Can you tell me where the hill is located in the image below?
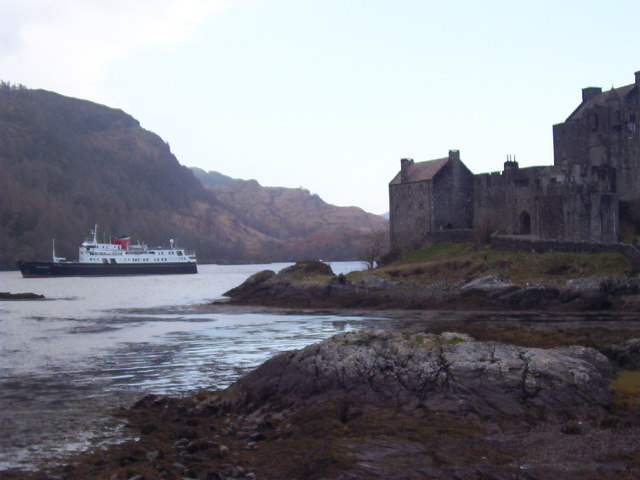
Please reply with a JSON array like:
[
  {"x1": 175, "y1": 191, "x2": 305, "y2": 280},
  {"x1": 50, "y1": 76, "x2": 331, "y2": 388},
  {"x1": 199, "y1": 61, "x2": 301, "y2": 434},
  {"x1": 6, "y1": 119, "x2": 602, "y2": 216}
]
[
  {"x1": 190, "y1": 167, "x2": 239, "y2": 187},
  {"x1": 0, "y1": 83, "x2": 387, "y2": 268},
  {"x1": 196, "y1": 176, "x2": 388, "y2": 260}
]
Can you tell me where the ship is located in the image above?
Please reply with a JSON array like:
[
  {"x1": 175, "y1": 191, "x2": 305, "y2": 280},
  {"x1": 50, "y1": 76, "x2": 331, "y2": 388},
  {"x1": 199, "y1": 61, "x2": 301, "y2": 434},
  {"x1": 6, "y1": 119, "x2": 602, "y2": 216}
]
[{"x1": 17, "y1": 225, "x2": 198, "y2": 277}]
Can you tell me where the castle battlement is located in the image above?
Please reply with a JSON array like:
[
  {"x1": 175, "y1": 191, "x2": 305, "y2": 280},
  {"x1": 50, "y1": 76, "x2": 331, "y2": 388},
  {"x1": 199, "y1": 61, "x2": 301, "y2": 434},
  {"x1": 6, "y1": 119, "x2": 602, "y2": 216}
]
[{"x1": 389, "y1": 70, "x2": 639, "y2": 253}]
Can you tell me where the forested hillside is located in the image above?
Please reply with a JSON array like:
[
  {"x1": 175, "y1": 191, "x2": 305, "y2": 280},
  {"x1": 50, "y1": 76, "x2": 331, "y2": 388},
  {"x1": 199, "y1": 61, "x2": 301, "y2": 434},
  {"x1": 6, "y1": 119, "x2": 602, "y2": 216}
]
[{"x1": 0, "y1": 83, "x2": 387, "y2": 268}]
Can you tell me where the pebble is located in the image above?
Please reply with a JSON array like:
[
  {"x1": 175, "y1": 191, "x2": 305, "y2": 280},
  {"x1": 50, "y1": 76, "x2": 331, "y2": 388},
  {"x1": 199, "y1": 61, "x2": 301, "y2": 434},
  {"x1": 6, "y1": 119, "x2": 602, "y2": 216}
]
[
  {"x1": 174, "y1": 438, "x2": 190, "y2": 448},
  {"x1": 248, "y1": 432, "x2": 266, "y2": 442},
  {"x1": 219, "y1": 444, "x2": 229, "y2": 457},
  {"x1": 146, "y1": 449, "x2": 162, "y2": 463},
  {"x1": 173, "y1": 462, "x2": 188, "y2": 472}
]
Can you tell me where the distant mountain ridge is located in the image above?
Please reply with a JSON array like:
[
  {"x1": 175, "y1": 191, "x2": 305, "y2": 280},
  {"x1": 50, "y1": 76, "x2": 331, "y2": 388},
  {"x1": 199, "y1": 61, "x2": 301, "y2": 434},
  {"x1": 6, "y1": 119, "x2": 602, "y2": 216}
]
[
  {"x1": 191, "y1": 167, "x2": 240, "y2": 187},
  {"x1": 192, "y1": 173, "x2": 388, "y2": 259},
  {"x1": 0, "y1": 83, "x2": 387, "y2": 268}
]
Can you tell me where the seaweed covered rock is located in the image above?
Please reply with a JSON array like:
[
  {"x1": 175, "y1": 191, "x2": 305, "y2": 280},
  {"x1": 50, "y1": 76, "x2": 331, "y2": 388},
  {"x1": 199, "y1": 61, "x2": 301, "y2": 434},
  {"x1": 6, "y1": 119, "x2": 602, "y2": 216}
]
[{"x1": 206, "y1": 331, "x2": 614, "y2": 420}]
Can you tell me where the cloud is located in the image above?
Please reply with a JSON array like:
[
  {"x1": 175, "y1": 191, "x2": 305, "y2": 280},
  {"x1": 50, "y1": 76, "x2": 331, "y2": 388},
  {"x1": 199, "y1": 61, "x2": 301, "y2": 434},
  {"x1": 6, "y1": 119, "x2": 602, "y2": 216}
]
[{"x1": 0, "y1": 0, "x2": 238, "y2": 98}]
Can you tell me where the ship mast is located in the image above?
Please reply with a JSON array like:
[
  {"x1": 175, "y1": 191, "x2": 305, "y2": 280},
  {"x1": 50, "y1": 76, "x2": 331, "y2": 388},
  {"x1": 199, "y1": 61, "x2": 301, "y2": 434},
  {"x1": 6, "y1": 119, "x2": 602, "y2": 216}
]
[{"x1": 52, "y1": 239, "x2": 65, "y2": 263}]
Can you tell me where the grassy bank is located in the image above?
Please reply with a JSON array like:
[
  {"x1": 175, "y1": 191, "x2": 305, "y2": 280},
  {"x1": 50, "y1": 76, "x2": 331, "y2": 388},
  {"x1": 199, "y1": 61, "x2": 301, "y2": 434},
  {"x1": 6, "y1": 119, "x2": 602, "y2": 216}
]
[{"x1": 369, "y1": 242, "x2": 632, "y2": 285}]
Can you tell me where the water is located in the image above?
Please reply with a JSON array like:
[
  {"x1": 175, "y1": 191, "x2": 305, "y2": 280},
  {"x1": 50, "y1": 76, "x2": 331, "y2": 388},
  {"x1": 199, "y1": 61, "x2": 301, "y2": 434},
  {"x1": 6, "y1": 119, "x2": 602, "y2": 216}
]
[
  {"x1": 6, "y1": 263, "x2": 638, "y2": 472},
  {"x1": 0, "y1": 261, "x2": 380, "y2": 470}
]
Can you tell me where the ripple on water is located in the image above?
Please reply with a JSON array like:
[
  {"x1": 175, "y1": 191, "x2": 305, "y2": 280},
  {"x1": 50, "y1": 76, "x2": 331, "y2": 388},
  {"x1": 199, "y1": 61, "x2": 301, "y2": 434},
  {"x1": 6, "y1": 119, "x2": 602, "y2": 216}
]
[{"x1": 0, "y1": 262, "x2": 377, "y2": 470}]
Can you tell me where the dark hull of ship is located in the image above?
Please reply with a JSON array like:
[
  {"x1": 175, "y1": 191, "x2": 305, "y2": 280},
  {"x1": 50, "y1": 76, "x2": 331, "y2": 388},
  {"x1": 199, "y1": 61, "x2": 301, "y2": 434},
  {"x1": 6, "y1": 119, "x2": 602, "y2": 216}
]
[{"x1": 17, "y1": 261, "x2": 198, "y2": 278}]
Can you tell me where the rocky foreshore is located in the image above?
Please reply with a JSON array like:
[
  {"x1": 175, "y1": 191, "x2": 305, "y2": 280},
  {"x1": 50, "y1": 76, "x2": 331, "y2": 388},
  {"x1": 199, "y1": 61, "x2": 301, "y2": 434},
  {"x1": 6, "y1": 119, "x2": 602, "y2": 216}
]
[
  {"x1": 222, "y1": 261, "x2": 640, "y2": 311},
  {"x1": 5, "y1": 262, "x2": 640, "y2": 479},
  {"x1": 5, "y1": 330, "x2": 640, "y2": 480},
  {"x1": 0, "y1": 291, "x2": 45, "y2": 300}
]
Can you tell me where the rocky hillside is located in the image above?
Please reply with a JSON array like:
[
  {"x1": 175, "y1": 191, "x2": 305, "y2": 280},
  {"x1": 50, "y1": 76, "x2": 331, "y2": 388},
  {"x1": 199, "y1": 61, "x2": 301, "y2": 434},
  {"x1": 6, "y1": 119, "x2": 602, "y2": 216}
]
[
  {"x1": 190, "y1": 167, "x2": 239, "y2": 187},
  {"x1": 199, "y1": 177, "x2": 388, "y2": 260},
  {"x1": 0, "y1": 83, "x2": 387, "y2": 268}
]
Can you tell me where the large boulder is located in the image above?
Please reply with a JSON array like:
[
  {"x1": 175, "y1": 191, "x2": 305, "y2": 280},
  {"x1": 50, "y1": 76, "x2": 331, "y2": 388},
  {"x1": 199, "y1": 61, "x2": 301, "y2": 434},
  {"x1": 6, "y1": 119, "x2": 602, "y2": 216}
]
[
  {"x1": 223, "y1": 261, "x2": 356, "y2": 306},
  {"x1": 209, "y1": 331, "x2": 614, "y2": 420},
  {"x1": 223, "y1": 269, "x2": 276, "y2": 298}
]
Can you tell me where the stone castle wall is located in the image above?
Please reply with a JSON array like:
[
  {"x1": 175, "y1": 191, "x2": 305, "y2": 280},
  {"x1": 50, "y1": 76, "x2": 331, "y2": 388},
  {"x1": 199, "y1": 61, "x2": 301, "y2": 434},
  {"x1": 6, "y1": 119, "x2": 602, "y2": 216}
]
[
  {"x1": 389, "y1": 178, "x2": 434, "y2": 254},
  {"x1": 389, "y1": 152, "x2": 474, "y2": 254},
  {"x1": 389, "y1": 71, "x2": 639, "y2": 254},
  {"x1": 553, "y1": 72, "x2": 640, "y2": 202},
  {"x1": 490, "y1": 234, "x2": 640, "y2": 266},
  {"x1": 432, "y1": 156, "x2": 474, "y2": 231},
  {"x1": 473, "y1": 164, "x2": 547, "y2": 236}
]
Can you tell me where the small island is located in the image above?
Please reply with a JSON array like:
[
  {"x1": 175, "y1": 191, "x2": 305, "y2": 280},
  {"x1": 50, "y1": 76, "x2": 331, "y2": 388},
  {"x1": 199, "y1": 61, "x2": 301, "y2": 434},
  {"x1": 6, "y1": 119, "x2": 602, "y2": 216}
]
[{"x1": 222, "y1": 244, "x2": 640, "y2": 312}]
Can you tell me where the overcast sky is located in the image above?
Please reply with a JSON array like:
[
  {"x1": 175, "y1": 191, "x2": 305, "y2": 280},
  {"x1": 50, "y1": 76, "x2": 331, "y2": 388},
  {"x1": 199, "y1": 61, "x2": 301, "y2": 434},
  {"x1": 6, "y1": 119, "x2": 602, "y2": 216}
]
[{"x1": 2, "y1": 0, "x2": 639, "y2": 214}]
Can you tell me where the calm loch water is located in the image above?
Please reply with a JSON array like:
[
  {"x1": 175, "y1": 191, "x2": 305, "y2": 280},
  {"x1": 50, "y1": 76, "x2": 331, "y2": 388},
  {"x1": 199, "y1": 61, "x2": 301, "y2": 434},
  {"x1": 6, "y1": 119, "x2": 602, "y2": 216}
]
[
  {"x1": 0, "y1": 262, "x2": 381, "y2": 470},
  {"x1": 3, "y1": 262, "x2": 640, "y2": 471}
]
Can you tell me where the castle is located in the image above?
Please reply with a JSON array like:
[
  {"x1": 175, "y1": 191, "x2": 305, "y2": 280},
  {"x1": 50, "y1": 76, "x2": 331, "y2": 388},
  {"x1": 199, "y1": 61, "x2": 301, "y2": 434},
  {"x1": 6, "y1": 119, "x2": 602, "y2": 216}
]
[{"x1": 389, "y1": 70, "x2": 640, "y2": 254}]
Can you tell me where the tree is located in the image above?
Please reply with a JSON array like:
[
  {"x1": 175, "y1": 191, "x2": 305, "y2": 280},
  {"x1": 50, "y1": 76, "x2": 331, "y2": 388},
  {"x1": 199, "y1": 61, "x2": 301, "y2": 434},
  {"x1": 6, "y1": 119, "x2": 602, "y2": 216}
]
[{"x1": 362, "y1": 230, "x2": 388, "y2": 270}]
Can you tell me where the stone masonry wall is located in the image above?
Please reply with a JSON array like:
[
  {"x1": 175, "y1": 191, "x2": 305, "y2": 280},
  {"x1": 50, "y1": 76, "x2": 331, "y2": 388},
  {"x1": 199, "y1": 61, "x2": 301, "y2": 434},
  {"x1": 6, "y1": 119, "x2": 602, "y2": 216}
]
[
  {"x1": 490, "y1": 234, "x2": 640, "y2": 266},
  {"x1": 389, "y1": 179, "x2": 433, "y2": 254},
  {"x1": 553, "y1": 73, "x2": 640, "y2": 202},
  {"x1": 433, "y1": 158, "x2": 474, "y2": 230}
]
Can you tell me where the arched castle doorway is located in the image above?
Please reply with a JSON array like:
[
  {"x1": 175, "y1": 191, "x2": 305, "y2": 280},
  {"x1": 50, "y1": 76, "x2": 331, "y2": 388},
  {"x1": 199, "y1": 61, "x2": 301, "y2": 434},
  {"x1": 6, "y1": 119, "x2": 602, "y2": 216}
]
[{"x1": 519, "y1": 211, "x2": 531, "y2": 235}]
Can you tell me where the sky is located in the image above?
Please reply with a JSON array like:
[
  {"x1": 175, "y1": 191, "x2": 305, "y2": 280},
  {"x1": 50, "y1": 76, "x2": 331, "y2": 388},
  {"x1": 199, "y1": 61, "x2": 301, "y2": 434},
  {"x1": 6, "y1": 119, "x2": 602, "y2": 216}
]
[{"x1": 1, "y1": 0, "x2": 639, "y2": 214}]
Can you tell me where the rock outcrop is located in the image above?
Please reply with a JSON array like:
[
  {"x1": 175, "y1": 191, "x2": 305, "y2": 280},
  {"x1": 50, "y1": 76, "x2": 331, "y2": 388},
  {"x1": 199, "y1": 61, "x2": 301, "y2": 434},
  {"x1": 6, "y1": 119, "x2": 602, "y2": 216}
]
[
  {"x1": 223, "y1": 262, "x2": 640, "y2": 311},
  {"x1": 223, "y1": 260, "x2": 356, "y2": 306},
  {"x1": 0, "y1": 292, "x2": 45, "y2": 300},
  {"x1": 205, "y1": 331, "x2": 614, "y2": 420}
]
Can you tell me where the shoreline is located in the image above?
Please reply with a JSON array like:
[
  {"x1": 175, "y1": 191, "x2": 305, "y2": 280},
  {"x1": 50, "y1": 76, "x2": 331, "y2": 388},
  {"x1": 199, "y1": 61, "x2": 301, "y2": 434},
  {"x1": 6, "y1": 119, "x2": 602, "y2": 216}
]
[
  {"x1": 5, "y1": 262, "x2": 640, "y2": 479},
  {"x1": 4, "y1": 307, "x2": 640, "y2": 480}
]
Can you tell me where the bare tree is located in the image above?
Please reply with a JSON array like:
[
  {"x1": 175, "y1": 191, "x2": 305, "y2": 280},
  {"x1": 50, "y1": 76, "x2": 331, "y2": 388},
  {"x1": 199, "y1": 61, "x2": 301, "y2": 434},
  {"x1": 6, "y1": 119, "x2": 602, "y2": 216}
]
[
  {"x1": 362, "y1": 230, "x2": 388, "y2": 270},
  {"x1": 474, "y1": 212, "x2": 501, "y2": 246}
]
